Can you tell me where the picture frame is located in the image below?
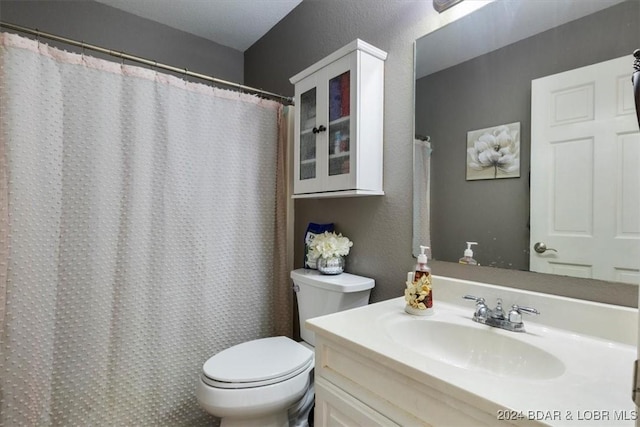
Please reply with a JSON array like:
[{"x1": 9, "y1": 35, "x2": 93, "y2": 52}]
[{"x1": 466, "y1": 122, "x2": 520, "y2": 181}]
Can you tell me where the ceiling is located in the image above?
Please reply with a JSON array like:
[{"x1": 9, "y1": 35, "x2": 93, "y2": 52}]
[{"x1": 93, "y1": 0, "x2": 303, "y2": 52}]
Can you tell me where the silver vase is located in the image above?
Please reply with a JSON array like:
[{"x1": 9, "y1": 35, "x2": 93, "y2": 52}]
[{"x1": 317, "y1": 256, "x2": 345, "y2": 275}]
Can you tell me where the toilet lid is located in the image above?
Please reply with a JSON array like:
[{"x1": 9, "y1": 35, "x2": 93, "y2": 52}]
[{"x1": 202, "y1": 336, "x2": 314, "y2": 389}]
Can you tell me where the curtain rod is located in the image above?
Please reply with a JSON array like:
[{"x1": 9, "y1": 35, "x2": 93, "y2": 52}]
[{"x1": 0, "y1": 21, "x2": 294, "y2": 106}]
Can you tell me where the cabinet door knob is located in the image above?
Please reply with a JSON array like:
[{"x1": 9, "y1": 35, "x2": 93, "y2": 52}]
[{"x1": 312, "y1": 125, "x2": 327, "y2": 134}]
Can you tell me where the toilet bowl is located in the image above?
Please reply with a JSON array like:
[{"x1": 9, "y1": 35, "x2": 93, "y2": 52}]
[
  {"x1": 196, "y1": 269, "x2": 375, "y2": 426},
  {"x1": 196, "y1": 336, "x2": 313, "y2": 427}
]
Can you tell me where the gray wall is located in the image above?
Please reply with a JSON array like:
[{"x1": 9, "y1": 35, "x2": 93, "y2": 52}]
[
  {"x1": 245, "y1": 0, "x2": 638, "y2": 307},
  {"x1": 0, "y1": 0, "x2": 243, "y2": 83},
  {"x1": 0, "y1": 0, "x2": 635, "y2": 307},
  {"x1": 416, "y1": 0, "x2": 640, "y2": 270},
  {"x1": 246, "y1": 0, "x2": 435, "y2": 304}
]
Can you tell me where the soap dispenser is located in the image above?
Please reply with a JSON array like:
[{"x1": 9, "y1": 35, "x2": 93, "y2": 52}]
[
  {"x1": 404, "y1": 245, "x2": 433, "y2": 315},
  {"x1": 459, "y1": 242, "x2": 478, "y2": 265}
]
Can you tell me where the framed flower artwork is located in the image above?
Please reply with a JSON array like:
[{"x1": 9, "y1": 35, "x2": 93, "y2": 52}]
[{"x1": 466, "y1": 122, "x2": 520, "y2": 181}]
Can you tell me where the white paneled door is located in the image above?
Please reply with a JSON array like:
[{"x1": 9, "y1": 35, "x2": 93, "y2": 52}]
[{"x1": 531, "y1": 56, "x2": 640, "y2": 283}]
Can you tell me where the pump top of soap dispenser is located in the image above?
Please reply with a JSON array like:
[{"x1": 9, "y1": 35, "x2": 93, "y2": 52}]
[
  {"x1": 464, "y1": 242, "x2": 477, "y2": 258},
  {"x1": 418, "y1": 245, "x2": 429, "y2": 264}
]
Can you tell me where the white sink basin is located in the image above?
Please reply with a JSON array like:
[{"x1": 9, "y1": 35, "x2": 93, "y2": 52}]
[
  {"x1": 384, "y1": 315, "x2": 566, "y2": 380},
  {"x1": 307, "y1": 277, "x2": 637, "y2": 426}
]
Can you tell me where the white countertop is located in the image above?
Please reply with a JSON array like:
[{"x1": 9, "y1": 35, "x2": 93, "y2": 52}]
[{"x1": 306, "y1": 275, "x2": 638, "y2": 426}]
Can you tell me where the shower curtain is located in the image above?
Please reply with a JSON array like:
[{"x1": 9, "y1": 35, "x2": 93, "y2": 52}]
[{"x1": 0, "y1": 32, "x2": 291, "y2": 426}]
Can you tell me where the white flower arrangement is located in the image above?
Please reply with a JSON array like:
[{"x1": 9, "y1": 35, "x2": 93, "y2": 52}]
[
  {"x1": 404, "y1": 274, "x2": 432, "y2": 310},
  {"x1": 309, "y1": 231, "x2": 353, "y2": 260}
]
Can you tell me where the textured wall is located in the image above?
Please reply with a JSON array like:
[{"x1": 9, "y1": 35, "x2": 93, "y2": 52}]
[
  {"x1": 246, "y1": 0, "x2": 482, "y2": 303},
  {"x1": 1, "y1": 0, "x2": 635, "y2": 306},
  {"x1": 245, "y1": 0, "x2": 638, "y2": 307},
  {"x1": 0, "y1": 0, "x2": 244, "y2": 84}
]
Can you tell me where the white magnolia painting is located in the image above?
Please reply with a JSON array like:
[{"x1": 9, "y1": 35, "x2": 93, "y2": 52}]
[{"x1": 466, "y1": 122, "x2": 520, "y2": 180}]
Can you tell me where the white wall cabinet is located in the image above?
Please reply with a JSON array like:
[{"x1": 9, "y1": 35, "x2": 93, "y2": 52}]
[{"x1": 289, "y1": 39, "x2": 387, "y2": 198}]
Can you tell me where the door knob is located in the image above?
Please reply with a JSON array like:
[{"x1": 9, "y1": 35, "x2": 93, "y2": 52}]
[{"x1": 534, "y1": 242, "x2": 558, "y2": 254}]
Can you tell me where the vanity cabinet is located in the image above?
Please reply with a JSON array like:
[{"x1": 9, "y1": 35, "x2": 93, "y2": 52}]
[
  {"x1": 308, "y1": 277, "x2": 637, "y2": 427},
  {"x1": 315, "y1": 376, "x2": 400, "y2": 426},
  {"x1": 289, "y1": 39, "x2": 387, "y2": 198},
  {"x1": 312, "y1": 335, "x2": 499, "y2": 427}
]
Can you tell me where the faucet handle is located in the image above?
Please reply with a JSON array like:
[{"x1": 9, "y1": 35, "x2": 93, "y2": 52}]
[
  {"x1": 463, "y1": 294, "x2": 485, "y2": 304},
  {"x1": 512, "y1": 305, "x2": 540, "y2": 315},
  {"x1": 508, "y1": 304, "x2": 539, "y2": 324},
  {"x1": 463, "y1": 295, "x2": 488, "y2": 319}
]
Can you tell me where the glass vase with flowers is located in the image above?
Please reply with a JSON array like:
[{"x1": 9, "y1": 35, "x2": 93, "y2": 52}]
[{"x1": 309, "y1": 231, "x2": 353, "y2": 275}]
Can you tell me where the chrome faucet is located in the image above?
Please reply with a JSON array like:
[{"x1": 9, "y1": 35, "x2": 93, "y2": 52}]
[{"x1": 463, "y1": 295, "x2": 539, "y2": 332}]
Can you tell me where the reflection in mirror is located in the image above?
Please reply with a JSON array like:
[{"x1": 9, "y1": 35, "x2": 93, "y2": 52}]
[{"x1": 414, "y1": 0, "x2": 640, "y2": 283}]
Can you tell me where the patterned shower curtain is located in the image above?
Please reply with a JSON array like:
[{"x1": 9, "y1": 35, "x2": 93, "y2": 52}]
[{"x1": 0, "y1": 32, "x2": 289, "y2": 426}]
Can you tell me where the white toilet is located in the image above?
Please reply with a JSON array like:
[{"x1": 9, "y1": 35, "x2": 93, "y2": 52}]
[{"x1": 196, "y1": 268, "x2": 375, "y2": 427}]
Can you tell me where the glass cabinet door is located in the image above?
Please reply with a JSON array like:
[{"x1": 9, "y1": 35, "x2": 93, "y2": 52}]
[
  {"x1": 327, "y1": 71, "x2": 350, "y2": 177},
  {"x1": 292, "y1": 40, "x2": 386, "y2": 197},
  {"x1": 299, "y1": 88, "x2": 317, "y2": 181}
]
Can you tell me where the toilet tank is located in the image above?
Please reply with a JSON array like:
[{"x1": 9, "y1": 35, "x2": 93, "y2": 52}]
[{"x1": 291, "y1": 269, "x2": 375, "y2": 346}]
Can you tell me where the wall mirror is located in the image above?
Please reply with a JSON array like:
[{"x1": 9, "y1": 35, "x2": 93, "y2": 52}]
[{"x1": 414, "y1": 0, "x2": 640, "y2": 284}]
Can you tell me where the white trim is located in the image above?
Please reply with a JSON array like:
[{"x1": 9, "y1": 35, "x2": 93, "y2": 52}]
[
  {"x1": 289, "y1": 39, "x2": 387, "y2": 84},
  {"x1": 292, "y1": 189, "x2": 384, "y2": 199}
]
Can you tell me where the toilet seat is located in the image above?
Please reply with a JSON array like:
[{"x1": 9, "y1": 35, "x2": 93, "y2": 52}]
[{"x1": 202, "y1": 336, "x2": 314, "y2": 389}]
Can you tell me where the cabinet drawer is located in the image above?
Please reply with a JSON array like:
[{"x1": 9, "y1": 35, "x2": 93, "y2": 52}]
[
  {"x1": 315, "y1": 337, "x2": 503, "y2": 426},
  {"x1": 315, "y1": 376, "x2": 401, "y2": 427}
]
